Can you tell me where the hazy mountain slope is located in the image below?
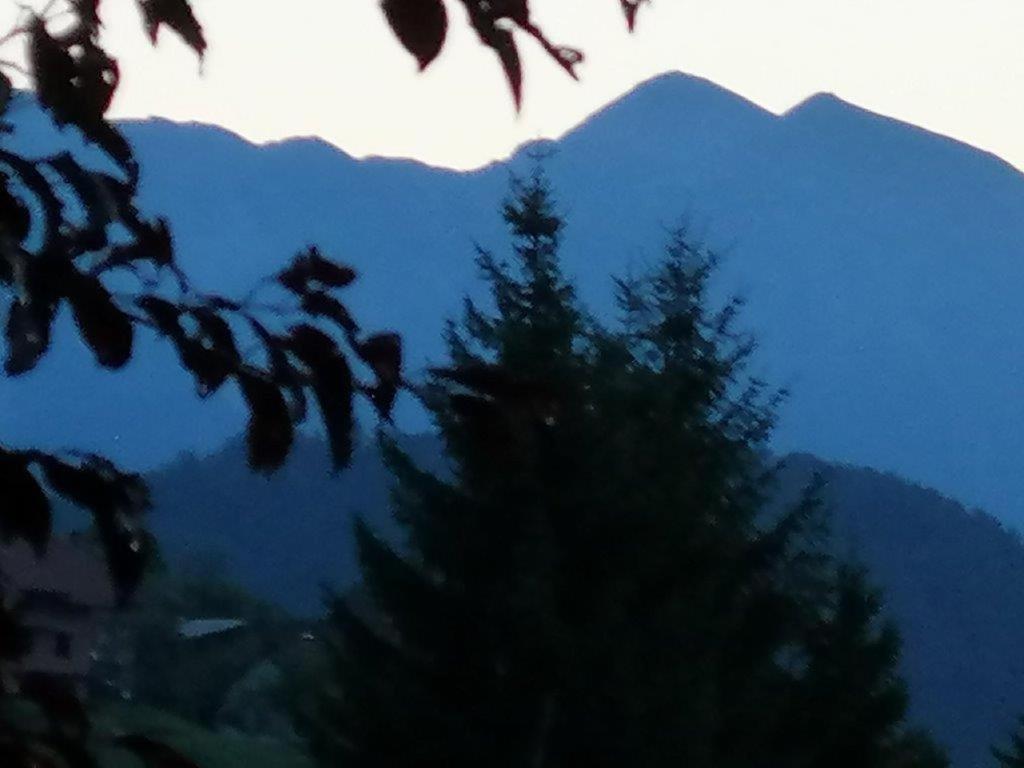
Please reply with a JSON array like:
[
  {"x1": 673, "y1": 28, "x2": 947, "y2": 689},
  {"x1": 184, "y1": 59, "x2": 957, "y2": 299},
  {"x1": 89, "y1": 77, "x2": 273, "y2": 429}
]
[
  {"x1": 144, "y1": 433, "x2": 443, "y2": 614},
  {"x1": 4, "y1": 71, "x2": 1024, "y2": 529},
  {"x1": 778, "y1": 453, "x2": 1024, "y2": 768},
  {"x1": 143, "y1": 435, "x2": 1024, "y2": 767}
]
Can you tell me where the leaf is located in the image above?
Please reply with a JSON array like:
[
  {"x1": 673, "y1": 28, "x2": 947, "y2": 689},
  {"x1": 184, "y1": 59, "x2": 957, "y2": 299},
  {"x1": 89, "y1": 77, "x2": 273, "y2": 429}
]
[
  {"x1": 279, "y1": 247, "x2": 357, "y2": 294},
  {"x1": 104, "y1": 218, "x2": 174, "y2": 270},
  {"x1": 306, "y1": 249, "x2": 357, "y2": 288},
  {"x1": 0, "y1": 149, "x2": 65, "y2": 249},
  {"x1": 66, "y1": 273, "x2": 133, "y2": 369},
  {"x1": 38, "y1": 457, "x2": 111, "y2": 511},
  {"x1": 458, "y1": 0, "x2": 588, "y2": 107},
  {"x1": 143, "y1": 302, "x2": 236, "y2": 397},
  {"x1": 237, "y1": 372, "x2": 294, "y2": 473},
  {"x1": 47, "y1": 153, "x2": 113, "y2": 252},
  {"x1": 0, "y1": 71, "x2": 11, "y2": 115},
  {"x1": 289, "y1": 324, "x2": 355, "y2": 469},
  {"x1": 278, "y1": 261, "x2": 308, "y2": 295},
  {"x1": 84, "y1": 116, "x2": 137, "y2": 177},
  {"x1": 0, "y1": 172, "x2": 31, "y2": 245},
  {"x1": 138, "y1": 0, "x2": 207, "y2": 58},
  {"x1": 382, "y1": 0, "x2": 449, "y2": 70},
  {"x1": 136, "y1": 295, "x2": 184, "y2": 340},
  {"x1": 357, "y1": 332, "x2": 401, "y2": 419},
  {"x1": 193, "y1": 307, "x2": 240, "y2": 366},
  {"x1": 620, "y1": 0, "x2": 646, "y2": 31},
  {"x1": 248, "y1": 318, "x2": 308, "y2": 422},
  {"x1": 38, "y1": 454, "x2": 151, "y2": 521},
  {"x1": 28, "y1": 19, "x2": 135, "y2": 173},
  {"x1": 491, "y1": 28, "x2": 522, "y2": 111},
  {"x1": 461, "y1": 0, "x2": 524, "y2": 109},
  {"x1": 114, "y1": 735, "x2": 199, "y2": 768},
  {"x1": 140, "y1": 218, "x2": 175, "y2": 266},
  {"x1": 358, "y1": 332, "x2": 402, "y2": 389},
  {"x1": 301, "y1": 292, "x2": 359, "y2": 334},
  {"x1": 75, "y1": 41, "x2": 120, "y2": 118},
  {"x1": 5, "y1": 297, "x2": 57, "y2": 376},
  {"x1": 177, "y1": 338, "x2": 232, "y2": 397},
  {"x1": 28, "y1": 17, "x2": 78, "y2": 130},
  {"x1": 39, "y1": 455, "x2": 152, "y2": 600},
  {"x1": 0, "y1": 451, "x2": 52, "y2": 554},
  {"x1": 91, "y1": 171, "x2": 147, "y2": 231},
  {"x1": 73, "y1": 0, "x2": 103, "y2": 33}
]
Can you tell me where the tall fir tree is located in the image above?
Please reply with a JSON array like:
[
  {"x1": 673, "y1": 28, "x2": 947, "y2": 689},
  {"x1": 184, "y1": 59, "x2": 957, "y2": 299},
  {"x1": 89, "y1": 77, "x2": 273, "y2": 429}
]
[
  {"x1": 304, "y1": 170, "x2": 589, "y2": 768},
  {"x1": 302, "y1": 172, "x2": 946, "y2": 768}
]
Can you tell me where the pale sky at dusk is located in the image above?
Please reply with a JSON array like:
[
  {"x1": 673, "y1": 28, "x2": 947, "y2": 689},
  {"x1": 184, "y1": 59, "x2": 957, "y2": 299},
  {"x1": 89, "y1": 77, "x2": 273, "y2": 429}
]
[{"x1": 3, "y1": 0, "x2": 1024, "y2": 169}]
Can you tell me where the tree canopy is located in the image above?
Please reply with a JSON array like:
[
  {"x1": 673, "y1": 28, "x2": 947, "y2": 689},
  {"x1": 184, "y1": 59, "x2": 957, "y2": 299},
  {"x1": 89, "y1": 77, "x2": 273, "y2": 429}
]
[{"x1": 301, "y1": 173, "x2": 947, "y2": 768}]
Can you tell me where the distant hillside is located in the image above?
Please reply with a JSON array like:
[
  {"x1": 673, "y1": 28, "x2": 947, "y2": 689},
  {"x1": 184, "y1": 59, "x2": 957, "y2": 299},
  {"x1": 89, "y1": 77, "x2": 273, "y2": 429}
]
[
  {"x1": 145, "y1": 433, "x2": 443, "y2": 615},
  {"x1": 777, "y1": 453, "x2": 1024, "y2": 768},
  {"x1": 145, "y1": 435, "x2": 1024, "y2": 767},
  {"x1": 5, "y1": 72, "x2": 1024, "y2": 528}
]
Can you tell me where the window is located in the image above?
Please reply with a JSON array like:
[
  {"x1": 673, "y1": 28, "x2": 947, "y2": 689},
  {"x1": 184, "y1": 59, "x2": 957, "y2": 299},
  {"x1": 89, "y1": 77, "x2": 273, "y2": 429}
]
[{"x1": 55, "y1": 632, "x2": 71, "y2": 660}]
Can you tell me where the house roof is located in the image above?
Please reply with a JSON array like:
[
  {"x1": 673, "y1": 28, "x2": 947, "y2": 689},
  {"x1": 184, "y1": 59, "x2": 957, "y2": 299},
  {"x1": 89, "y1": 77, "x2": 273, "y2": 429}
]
[
  {"x1": 0, "y1": 538, "x2": 116, "y2": 609},
  {"x1": 178, "y1": 618, "x2": 247, "y2": 639}
]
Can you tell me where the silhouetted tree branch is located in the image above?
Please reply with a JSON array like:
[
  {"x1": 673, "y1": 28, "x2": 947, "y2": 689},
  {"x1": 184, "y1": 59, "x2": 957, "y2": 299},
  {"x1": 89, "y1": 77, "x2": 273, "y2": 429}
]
[{"x1": 0, "y1": 1, "x2": 648, "y2": 763}]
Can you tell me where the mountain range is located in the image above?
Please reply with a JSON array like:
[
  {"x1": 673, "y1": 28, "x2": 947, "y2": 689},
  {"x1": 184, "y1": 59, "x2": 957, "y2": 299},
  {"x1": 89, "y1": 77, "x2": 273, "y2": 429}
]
[{"x1": 4, "y1": 71, "x2": 1024, "y2": 531}]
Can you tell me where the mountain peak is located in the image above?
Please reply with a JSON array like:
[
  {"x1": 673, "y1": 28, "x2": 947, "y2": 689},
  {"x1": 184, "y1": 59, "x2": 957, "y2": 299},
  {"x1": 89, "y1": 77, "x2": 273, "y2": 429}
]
[
  {"x1": 595, "y1": 70, "x2": 774, "y2": 121},
  {"x1": 779, "y1": 91, "x2": 906, "y2": 136},
  {"x1": 778, "y1": 90, "x2": 1020, "y2": 178},
  {"x1": 553, "y1": 70, "x2": 775, "y2": 156},
  {"x1": 781, "y1": 91, "x2": 848, "y2": 118}
]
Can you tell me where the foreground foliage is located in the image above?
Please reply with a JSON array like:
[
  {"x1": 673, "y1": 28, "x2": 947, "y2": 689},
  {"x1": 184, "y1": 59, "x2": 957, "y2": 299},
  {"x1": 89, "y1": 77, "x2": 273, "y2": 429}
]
[
  {"x1": 0, "y1": 0, "x2": 404, "y2": 764},
  {"x1": 91, "y1": 702, "x2": 311, "y2": 768}
]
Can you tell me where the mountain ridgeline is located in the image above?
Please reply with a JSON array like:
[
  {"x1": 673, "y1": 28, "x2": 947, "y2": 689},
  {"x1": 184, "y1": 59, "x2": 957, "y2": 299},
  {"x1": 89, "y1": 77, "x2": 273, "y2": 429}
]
[{"x1": 4, "y1": 72, "x2": 1024, "y2": 529}]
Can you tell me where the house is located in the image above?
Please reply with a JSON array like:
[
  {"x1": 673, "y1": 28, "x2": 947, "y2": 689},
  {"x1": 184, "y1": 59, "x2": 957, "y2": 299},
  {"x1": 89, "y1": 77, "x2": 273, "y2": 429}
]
[{"x1": 0, "y1": 537, "x2": 117, "y2": 695}]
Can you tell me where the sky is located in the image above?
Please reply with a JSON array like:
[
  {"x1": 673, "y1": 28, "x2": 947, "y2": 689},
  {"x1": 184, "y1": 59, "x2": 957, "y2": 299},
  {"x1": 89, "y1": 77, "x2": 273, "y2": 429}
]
[{"x1": 2, "y1": 0, "x2": 1024, "y2": 170}]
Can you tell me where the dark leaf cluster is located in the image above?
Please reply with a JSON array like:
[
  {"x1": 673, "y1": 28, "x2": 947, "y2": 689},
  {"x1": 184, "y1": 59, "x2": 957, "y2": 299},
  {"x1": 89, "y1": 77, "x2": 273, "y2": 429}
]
[
  {"x1": 1, "y1": 0, "x2": 402, "y2": 532},
  {"x1": 0, "y1": 2, "x2": 402, "y2": 765},
  {"x1": 381, "y1": 0, "x2": 647, "y2": 109}
]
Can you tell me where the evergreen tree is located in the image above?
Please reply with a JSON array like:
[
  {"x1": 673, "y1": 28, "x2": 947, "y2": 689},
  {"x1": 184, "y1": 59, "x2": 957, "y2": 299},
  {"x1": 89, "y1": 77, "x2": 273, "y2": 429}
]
[
  {"x1": 304, "y1": 170, "x2": 587, "y2": 768},
  {"x1": 303, "y1": 173, "x2": 945, "y2": 768},
  {"x1": 773, "y1": 567, "x2": 947, "y2": 768},
  {"x1": 993, "y1": 718, "x2": 1024, "y2": 768}
]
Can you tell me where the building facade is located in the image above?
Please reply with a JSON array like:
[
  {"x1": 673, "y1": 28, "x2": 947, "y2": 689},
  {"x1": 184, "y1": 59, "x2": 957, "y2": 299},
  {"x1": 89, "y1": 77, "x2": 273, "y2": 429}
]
[{"x1": 0, "y1": 537, "x2": 117, "y2": 695}]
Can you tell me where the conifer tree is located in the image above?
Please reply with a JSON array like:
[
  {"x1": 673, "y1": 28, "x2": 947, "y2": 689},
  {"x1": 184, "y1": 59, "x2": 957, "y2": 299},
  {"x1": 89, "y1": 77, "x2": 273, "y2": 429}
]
[
  {"x1": 304, "y1": 170, "x2": 587, "y2": 768},
  {"x1": 993, "y1": 718, "x2": 1024, "y2": 768},
  {"x1": 303, "y1": 173, "x2": 946, "y2": 768},
  {"x1": 772, "y1": 567, "x2": 948, "y2": 768}
]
